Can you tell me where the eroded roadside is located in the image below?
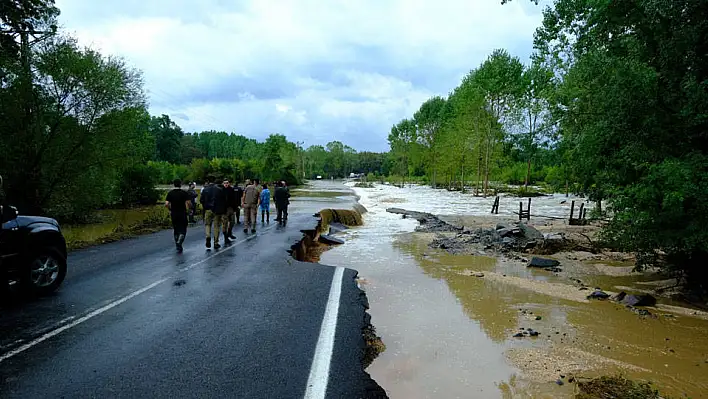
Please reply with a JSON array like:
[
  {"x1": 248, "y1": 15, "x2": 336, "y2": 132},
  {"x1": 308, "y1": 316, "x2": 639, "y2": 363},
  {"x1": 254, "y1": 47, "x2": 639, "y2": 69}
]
[{"x1": 290, "y1": 207, "x2": 388, "y2": 399}]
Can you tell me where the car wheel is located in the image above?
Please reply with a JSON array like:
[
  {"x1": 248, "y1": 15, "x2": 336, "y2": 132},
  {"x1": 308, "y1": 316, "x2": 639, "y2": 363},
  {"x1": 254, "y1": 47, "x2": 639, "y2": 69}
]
[{"x1": 22, "y1": 247, "x2": 67, "y2": 296}]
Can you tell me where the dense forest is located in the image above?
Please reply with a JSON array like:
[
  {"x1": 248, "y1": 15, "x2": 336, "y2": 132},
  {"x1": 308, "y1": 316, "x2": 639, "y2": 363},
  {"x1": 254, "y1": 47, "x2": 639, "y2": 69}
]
[{"x1": 391, "y1": 0, "x2": 708, "y2": 291}]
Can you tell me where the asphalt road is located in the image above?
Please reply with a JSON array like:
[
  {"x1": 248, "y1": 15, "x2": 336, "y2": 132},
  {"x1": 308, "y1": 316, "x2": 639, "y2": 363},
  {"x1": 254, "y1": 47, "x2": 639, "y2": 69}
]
[{"x1": 0, "y1": 214, "x2": 386, "y2": 398}]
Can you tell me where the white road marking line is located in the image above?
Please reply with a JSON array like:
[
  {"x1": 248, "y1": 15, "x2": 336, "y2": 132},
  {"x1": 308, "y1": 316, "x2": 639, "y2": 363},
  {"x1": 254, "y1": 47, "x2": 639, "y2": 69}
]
[
  {"x1": 304, "y1": 266, "x2": 345, "y2": 399},
  {"x1": 0, "y1": 225, "x2": 275, "y2": 364}
]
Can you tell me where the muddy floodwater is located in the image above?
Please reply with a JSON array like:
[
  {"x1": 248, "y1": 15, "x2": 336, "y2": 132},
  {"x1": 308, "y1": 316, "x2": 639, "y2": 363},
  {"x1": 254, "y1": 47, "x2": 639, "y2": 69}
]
[{"x1": 314, "y1": 181, "x2": 708, "y2": 399}]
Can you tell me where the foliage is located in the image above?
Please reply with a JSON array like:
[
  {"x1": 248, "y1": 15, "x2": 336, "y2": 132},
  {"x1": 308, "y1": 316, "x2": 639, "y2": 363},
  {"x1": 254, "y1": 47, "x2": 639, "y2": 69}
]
[{"x1": 533, "y1": 0, "x2": 708, "y2": 290}]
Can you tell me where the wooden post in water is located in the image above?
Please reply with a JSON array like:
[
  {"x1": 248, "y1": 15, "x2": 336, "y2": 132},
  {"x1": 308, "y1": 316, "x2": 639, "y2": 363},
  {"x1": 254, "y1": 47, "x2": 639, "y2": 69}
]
[
  {"x1": 491, "y1": 196, "x2": 500, "y2": 214},
  {"x1": 570, "y1": 200, "x2": 576, "y2": 222},
  {"x1": 519, "y1": 201, "x2": 523, "y2": 221},
  {"x1": 579, "y1": 203, "x2": 585, "y2": 223}
]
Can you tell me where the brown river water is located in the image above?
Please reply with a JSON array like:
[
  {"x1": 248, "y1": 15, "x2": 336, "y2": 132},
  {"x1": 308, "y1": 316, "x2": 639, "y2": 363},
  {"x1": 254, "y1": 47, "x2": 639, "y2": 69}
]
[{"x1": 303, "y1": 180, "x2": 708, "y2": 399}]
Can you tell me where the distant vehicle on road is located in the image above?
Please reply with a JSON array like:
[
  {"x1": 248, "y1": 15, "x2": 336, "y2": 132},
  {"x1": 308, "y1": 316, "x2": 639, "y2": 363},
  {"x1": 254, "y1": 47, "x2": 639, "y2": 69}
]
[{"x1": 0, "y1": 189, "x2": 67, "y2": 296}]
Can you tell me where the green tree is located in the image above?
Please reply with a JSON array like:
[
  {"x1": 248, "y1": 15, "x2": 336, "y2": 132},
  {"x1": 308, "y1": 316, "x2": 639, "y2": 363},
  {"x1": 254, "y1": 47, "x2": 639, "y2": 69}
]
[
  {"x1": 413, "y1": 96, "x2": 447, "y2": 188},
  {"x1": 535, "y1": 0, "x2": 708, "y2": 290},
  {"x1": 149, "y1": 114, "x2": 183, "y2": 164}
]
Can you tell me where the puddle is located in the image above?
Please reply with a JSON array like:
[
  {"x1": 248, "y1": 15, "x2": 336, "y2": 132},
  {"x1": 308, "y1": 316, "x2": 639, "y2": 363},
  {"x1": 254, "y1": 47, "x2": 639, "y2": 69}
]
[{"x1": 321, "y1": 182, "x2": 708, "y2": 399}]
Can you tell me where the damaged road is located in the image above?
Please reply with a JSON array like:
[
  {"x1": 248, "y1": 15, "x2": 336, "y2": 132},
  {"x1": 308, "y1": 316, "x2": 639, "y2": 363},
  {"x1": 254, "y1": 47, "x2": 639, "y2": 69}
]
[{"x1": 0, "y1": 213, "x2": 385, "y2": 398}]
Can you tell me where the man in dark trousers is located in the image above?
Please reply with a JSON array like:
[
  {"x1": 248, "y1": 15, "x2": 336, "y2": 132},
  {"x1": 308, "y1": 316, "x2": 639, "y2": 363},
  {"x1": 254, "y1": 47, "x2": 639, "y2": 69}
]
[
  {"x1": 222, "y1": 179, "x2": 237, "y2": 239},
  {"x1": 274, "y1": 181, "x2": 291, "y2": 224},
  {"x1": 165, "y1": 179, "x2": 191, "y2": 252},
  {"x1": 200, "y1": 176, "x2": 229, "y2": 249},
  {"x1": 187, "y1": 182, "x2": 198, "y2": 223},
  {"x1": 233, "y1": 182, "x2": 244, "y2": 225}
]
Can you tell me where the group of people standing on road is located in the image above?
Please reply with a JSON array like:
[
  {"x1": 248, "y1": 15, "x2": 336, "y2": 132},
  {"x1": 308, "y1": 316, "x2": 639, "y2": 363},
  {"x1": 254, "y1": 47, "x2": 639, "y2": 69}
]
[{"x1": 165, "y1": 177, "x2": 292, "y2": 252}]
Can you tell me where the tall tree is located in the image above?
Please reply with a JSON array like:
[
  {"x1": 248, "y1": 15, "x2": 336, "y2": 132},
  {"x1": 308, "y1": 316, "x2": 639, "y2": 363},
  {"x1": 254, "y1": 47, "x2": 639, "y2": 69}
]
[
  {"x1": 535, "y1": 0, "x2": 708, "y2": 289},
  {"x1": 473, "y1": 49, "x2": 524, "y2": 195},
  {"x1": 414, "y1": 96, "x2": 447, "y2": 188}
]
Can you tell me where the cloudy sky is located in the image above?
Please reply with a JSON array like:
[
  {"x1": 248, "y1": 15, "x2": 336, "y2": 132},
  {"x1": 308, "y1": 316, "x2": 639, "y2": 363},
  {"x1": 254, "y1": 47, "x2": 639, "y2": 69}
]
[{"x1": 54, "y1": 0, "x2": 546, "y2": 152}]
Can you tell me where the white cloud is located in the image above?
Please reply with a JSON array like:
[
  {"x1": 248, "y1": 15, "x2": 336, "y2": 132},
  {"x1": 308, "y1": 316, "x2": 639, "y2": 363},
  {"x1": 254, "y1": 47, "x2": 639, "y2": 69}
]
[{"x1": 54, "y1": 0, "x2": 546, "y2": 151}]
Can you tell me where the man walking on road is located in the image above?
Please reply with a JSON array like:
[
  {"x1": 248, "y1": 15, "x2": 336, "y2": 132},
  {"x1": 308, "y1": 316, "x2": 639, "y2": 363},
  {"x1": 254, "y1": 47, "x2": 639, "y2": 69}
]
[
  {"x1": 259, "y1": 183, "x2": 271, "y2": 224},
  {"x1": 222, "y1": 179, "x2": 237, "y2": 239},
  {"x1": 201, "y1": 176, "x2": 230, "y2": 249},
  {"x1": 187, "y1": 182, "x2": 198, "y2": 224},
  {"x1": 233, "y1": 182, "x2": 243, "y2": 226},
  {"x1": 165, "y1": 179, "x2": 191, "y2": 252},
  {"x1": 241, "y1": 179, "x2": 259, "y2": 234},
  {"x1": 274, "y1": 181, "x2": 291, "y2": 224}
]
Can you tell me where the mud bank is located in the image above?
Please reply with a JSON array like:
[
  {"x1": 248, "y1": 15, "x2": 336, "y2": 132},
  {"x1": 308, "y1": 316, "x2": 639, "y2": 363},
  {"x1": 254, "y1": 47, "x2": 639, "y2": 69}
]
[{"x1": 289, "y1": 209, "x2": 388, "y2": 399}]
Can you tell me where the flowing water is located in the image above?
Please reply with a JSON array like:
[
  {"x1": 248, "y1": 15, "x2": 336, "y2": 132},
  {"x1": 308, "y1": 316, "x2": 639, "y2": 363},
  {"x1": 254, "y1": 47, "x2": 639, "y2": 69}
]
[{"x1": 310, "y1": 181, "x2": 708, "y2": 399}]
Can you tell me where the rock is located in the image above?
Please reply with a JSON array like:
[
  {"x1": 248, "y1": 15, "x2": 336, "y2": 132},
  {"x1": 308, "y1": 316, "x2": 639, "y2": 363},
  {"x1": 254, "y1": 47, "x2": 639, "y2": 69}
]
[
  {"x1": 319, "y1": 234, "x2": 345, "y2": 245},
  {"x1": 502, "y1": 237, "x2": 515, "y2": 246},
  {"x1": 620, "y1": 294, "x2": 657, "y2": 307},
  {"x1": 528, "y1": 257, "x2": 561, "y2": 268},
  {"x1": 523, "y1": 240, "x2": 538, "y2": 250},
  {"x1": 496, "y1": 223, "x2": 508, "y2": 230},
  {"x1": 518, "y1": 222, "x2": 544, "y2": 241},
  {"x1": 513, "y1": 332, "x2": 524, "y2": 338},
  {"x1": 587, "y1": 290, "x2": 610, "y2": 300},
  {"x1": 473, "y1": 272, "x2": 485, "y2": 277},
  {"x1": 498, "y1": 227, "x2": 521, "y2": 238},
  {"x1": 328, "y1": 222, "x2": 348, "y2": 234},
  {"x1": 535, "y1": 316, "x2": 542, "y2": 320},
  {"x1": 556, "y1": 379, "x2": 564, "y2": 386}
]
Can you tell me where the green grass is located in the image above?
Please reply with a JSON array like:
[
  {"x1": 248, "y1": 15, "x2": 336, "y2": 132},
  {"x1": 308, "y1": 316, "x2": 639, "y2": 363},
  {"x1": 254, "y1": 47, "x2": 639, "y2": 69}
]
[{"x1": 62, "y1": 206, "x2": 176, "y2": 251}]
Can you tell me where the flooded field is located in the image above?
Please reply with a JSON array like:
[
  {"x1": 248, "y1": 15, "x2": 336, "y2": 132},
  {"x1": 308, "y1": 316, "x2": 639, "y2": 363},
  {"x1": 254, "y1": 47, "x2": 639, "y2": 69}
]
[{"x1": 319, "y1": 182, "x2": 708, "y2": 399}]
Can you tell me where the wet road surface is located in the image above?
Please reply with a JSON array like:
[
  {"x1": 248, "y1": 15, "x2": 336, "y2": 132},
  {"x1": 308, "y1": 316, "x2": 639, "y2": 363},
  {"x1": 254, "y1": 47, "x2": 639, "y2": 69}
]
[{"x1": 0, "y1": 213, "x2": 375, "y2": 398}]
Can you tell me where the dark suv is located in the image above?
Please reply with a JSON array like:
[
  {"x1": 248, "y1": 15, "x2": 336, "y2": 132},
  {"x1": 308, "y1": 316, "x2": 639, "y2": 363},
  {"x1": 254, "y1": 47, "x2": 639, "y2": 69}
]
[{"x1": 1, "y1": 204, "x2": 68, "y2": 296}]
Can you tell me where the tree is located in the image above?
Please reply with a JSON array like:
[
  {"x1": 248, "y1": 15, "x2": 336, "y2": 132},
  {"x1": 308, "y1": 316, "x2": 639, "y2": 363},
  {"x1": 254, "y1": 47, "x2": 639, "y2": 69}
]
[
  {"x1": 473, "y1": 49, "x2": 524, "y2": 195},
  {"x1": 535, "y1": 0, "x2": 708, "y2": 290},
  {"x1": 0, "y1": 35, "x2": 147, "y2": 218},
  {"x1": 517, "y1": 61, "x2": 554, "y2": 188},
  {"x1": 149, "y1": 114, "x2": 183, "y2": 164},
  {"x1": 414, "y1": 96, "x2": 447, "y2": 188}
]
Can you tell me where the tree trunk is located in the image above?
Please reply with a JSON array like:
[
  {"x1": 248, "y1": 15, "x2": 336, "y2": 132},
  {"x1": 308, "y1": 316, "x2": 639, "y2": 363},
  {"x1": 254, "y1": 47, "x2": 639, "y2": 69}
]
[
  {"x1": 484, "y1": 134, "x2": 491, "y2": 198},
  {"x1": 525, "y1": 158, "x2": 532, "y2": 188},
  {"x1": 461, "y1": 163, "x2": 465, "y2": 193}
]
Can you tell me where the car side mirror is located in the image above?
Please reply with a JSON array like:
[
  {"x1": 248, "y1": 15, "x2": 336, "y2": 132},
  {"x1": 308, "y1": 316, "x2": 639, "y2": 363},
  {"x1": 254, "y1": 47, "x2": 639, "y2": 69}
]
[{"x1": 1, "y1": 205, "x2": 18, "y2": 223}]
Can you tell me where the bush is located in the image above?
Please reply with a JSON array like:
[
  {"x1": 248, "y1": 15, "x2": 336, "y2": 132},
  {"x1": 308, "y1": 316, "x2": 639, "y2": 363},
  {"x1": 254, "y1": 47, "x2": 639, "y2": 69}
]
[{"x1": 118, "y1": 164, "x2": 160, "y2": 206}]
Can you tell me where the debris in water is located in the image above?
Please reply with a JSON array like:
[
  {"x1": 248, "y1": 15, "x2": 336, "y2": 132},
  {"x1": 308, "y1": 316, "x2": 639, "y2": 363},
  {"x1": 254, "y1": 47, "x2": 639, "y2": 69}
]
[
  {"x1": 528, "y1": 257, "x2": 561, "y2": 268},
  {"x1": 556, "y1": 379, "x2": 564, "y2": 386},
  {"x1": 319, "y1": 234, "x2": 345, "y2": 245},
  {"x1": 587, "y1": 289, "x2": 610, "y2": 300},
  {"x1": 535, "y1": 316, "x2": 542, "y2": 320},
  {"x1": 173, "y1": 279, "x2": 186, "y2": 286}
]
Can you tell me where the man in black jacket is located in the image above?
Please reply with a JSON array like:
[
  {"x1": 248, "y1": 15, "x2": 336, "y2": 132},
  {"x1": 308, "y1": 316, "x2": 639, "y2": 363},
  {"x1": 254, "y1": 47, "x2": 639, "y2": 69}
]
[
  {"x1": 222, "y1": 179, "x2": 237, "y2": 239},
  {"x1": 200, "y1": 176, "x2": 230, "y2": 249},
  {"x1": 274, "y1": 181, "x2": 291, "y2": 224}
]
